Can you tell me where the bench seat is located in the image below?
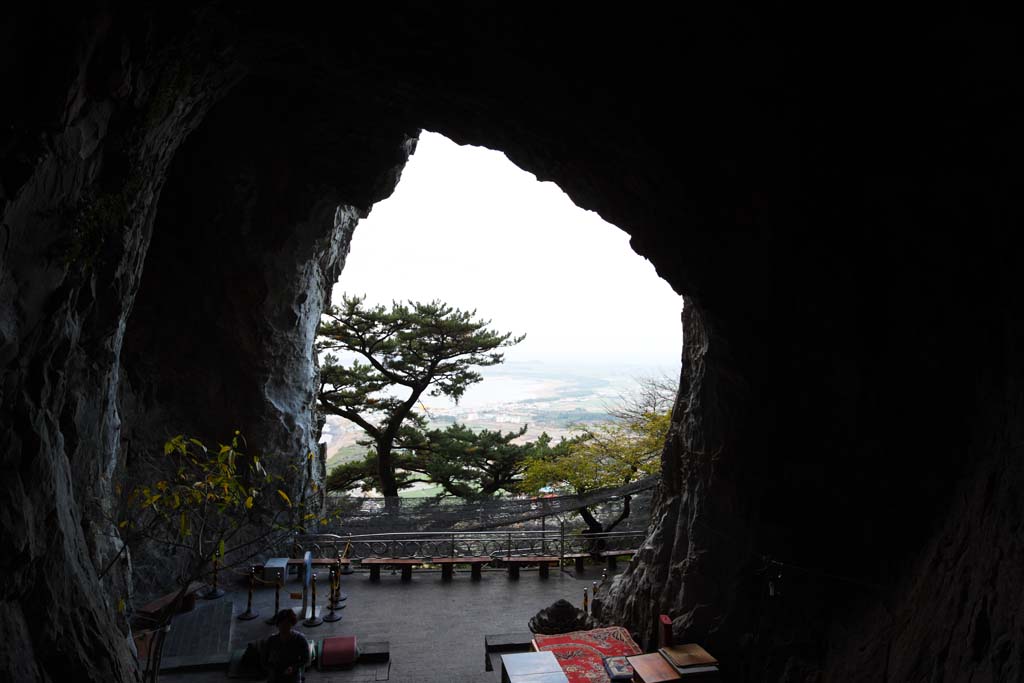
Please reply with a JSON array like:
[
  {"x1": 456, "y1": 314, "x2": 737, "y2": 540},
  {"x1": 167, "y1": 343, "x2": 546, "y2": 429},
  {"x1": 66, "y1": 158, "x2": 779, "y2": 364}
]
[
  {"x1": 597, "y1": 549, "x2": 637, "y2": 571},
  {"x1": 431, "y1": 556, "x2": 492, "y2": 580},
  {"x1": 497, "y1": 556, "x2": 559, "y2": 579},
  {"x1": 359, "y1": 557, "x2": 422, "y2": 582}
]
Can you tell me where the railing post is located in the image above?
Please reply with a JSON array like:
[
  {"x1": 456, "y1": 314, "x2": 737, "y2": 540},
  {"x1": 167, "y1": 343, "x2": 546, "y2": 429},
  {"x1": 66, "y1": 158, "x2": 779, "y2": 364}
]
[
  {"x1": 507, "y1": 532, "x2": 512, "y2": 559},
  {"x1": 560, "y1": 521, "x2": 565, "y2": 568},
  {"x1": 451, "y1": 532, "x2": 456, "y2": 558}
]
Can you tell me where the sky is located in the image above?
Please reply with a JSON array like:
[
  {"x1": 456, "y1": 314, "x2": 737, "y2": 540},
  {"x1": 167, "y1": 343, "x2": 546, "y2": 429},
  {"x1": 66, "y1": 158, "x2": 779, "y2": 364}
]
[{"x1": 331, "y1": 132, "x2": 682, "y2": 370}]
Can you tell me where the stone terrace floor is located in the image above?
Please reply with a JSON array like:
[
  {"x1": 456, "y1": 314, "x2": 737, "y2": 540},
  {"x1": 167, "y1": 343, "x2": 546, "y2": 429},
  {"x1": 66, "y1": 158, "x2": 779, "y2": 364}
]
[{"x1": 159, "y1": 563, "x2": 622, "y2": 683}]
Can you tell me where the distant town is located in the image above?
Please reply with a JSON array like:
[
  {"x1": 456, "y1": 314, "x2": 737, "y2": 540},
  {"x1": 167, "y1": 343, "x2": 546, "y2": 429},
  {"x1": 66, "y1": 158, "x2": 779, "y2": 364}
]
[{"x1": 321, "y1": 358, "x2": 679, "y2": 472}]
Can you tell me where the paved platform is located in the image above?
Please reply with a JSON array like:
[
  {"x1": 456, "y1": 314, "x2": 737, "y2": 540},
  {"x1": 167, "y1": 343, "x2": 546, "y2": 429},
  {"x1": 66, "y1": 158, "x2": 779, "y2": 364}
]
[
  {"x1": 158, "y1": 565, "x2": 619, "y2": 682},
  {"x1": 161, "y1": 599, "x2": 234, "y2": 669}
]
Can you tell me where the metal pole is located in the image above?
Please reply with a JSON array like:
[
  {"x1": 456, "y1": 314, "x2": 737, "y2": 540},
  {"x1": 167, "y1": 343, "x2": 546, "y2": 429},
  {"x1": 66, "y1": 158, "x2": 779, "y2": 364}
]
[
  {"x1": 324, "y1": 567, "x2": 342, "y2": 622},
  {"x1": 265, "y1": 571, "x2": 282, "y2": 624},
  {"x1": 204, "y1": 556, "x2": 225, "y2": 599},
  {"x1": 238, "y1": 567, "x2": 259, "y2": 620},
  {"x1": 559, "y1": 521, "x2": 565, "y2": 568},
  {"x1": 507, "y1": 532, "x2": 512, "y2": 560},
  {"x1": 304, "y1": 573, "x2": 323, "y2": 626}
]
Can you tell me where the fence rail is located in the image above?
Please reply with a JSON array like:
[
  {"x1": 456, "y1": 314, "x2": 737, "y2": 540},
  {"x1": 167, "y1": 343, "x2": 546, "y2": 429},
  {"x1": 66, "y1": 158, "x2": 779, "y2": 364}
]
[
  {"x1": 322, "y1": 482, "x2": 656, "y2": 535},
  {"x1": 292, "y1": 528, "x2": 646, "y2": 563}
]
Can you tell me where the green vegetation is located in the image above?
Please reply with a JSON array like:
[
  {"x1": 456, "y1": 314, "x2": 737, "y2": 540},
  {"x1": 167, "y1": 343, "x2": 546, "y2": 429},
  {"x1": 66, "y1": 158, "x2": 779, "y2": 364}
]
[
  {"x1": 112, "y1": 432, "x2": 328, "y2": 602},
  {"x1": 317, "y1": 295, "x2": 523, "y2": 498},
  {"x1": 326, "y1": 423, "x2": 562, "y2": 499},
  {"x1": 520, "y1": 376, "x2": 676, "y2": 532}
]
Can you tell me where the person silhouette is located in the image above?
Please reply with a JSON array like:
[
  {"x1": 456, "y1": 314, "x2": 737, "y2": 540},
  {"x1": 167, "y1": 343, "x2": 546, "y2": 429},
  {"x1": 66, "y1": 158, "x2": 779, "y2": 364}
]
[{"x1": 262, "y1": 609, "x2": 308, "y2": 682}]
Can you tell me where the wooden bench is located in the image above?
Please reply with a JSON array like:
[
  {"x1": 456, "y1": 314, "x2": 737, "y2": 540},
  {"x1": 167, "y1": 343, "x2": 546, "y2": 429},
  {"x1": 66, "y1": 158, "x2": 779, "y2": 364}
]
[
  {"x1": 497, "y1": 556, "x2": 559, "y2": 579},
  {"x1": 562, "y1": 552, "x2": 595, "y2": 573},
  {"x1": 359, "y1": 557, "x2": 421, "y2": 582},
  {"x1": 599, "y1": 549, "x2": 637, "y2": 571},
  {"x1": 431, "y1": 556, "x2": 492, "y2": 581}
]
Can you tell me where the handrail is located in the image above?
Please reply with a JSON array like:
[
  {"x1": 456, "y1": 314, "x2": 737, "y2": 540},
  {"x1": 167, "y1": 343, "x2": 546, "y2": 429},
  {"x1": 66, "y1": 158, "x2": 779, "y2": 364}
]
[
  {"x1": 299, "y1": 530, "x2": 644, "y2": 540},
  {"x1": 291, "y1": 528, "x2": 645, "y2": 561}
]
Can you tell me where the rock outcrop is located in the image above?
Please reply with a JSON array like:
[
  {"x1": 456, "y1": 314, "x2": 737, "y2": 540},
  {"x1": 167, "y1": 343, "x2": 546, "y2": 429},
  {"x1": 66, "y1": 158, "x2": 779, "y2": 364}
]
[{"x1": 2, "y1": 5, "x2": 1023, "y2": 682}]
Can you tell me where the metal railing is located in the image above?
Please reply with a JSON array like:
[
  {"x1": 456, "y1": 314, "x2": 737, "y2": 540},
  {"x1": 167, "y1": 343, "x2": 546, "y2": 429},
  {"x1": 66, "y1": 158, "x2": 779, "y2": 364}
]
[{"x1": 291, "y1": 527, "x2": 645, "y2": 565}]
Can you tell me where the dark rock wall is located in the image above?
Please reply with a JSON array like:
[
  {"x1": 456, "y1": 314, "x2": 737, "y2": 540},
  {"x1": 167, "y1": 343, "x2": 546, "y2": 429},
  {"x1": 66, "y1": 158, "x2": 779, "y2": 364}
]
[
  {"x1": 118, "y1": 75, "x2": 416, "y2": 595},
  {"x1": 2, "y1": 5, "x2": 1023, "y2": 682}
]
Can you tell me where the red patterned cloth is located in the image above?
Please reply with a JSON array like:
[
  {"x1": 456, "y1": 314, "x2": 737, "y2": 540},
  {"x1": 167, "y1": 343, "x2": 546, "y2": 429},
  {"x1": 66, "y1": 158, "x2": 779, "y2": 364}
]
[{"x1": 533, "y1": 627, "x2": 642, "y2": 683}]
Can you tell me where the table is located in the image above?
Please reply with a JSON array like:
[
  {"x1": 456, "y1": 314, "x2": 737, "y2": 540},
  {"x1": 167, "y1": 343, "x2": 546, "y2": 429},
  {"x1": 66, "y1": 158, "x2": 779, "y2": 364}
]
[{"x1": 500, "y1": 651, "x2": 569, "y2": 683}]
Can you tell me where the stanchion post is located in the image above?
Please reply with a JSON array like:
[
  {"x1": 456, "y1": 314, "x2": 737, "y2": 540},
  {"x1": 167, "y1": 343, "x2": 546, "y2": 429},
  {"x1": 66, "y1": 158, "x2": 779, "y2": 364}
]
[
  {"x1": 583, "y1": 588, "x2": 589, "y2": 614},
  {"x1": 333, "y1": 557, "x2": 347, "y2": 603},
  {"x1": 238, "y1": 567, "x2": 259, "y2": 620},
  {"x1": 324, "y1": 567, "x2": 342, "y2": 622},
  {"x1": 559, "y1": 522, "x2": 566, "y2": 569},
  {"x1": 265, "y1": 570, "x2": 282, "y2": 624},
  {"x1": 304, "y1": 573, "x2": 323, "y2": 627},
  {"x1": 203, "y1": 556, "x2": 225, "y2": 599},
  {"x1": 340, "y1": 537, "x2": 353, "y2": 575}
]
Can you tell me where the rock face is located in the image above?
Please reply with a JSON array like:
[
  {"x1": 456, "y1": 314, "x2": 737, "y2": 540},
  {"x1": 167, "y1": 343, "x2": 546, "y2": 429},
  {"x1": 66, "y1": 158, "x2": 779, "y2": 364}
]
[{"x1": 2, "y1": 5, "x2": 1023, "y2": 682}]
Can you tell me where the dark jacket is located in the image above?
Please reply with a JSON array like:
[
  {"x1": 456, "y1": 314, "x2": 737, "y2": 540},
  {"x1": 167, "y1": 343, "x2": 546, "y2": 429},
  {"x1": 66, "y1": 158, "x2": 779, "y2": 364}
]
[{"x1": 262, "y1": 630, "x2": 308, "y2": 683}]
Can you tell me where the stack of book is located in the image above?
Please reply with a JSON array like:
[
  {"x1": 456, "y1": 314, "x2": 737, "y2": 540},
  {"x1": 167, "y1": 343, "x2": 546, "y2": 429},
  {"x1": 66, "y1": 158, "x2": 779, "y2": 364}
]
[{"x1": 657, "y1": 643, "x2": 720, "y2": 680}]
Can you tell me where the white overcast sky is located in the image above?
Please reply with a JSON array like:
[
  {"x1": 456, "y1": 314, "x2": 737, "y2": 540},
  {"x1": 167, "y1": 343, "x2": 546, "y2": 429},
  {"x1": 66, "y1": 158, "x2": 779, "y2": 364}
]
[{"x1": 332, "y1": 132, "x2": 682, "y2": 368}]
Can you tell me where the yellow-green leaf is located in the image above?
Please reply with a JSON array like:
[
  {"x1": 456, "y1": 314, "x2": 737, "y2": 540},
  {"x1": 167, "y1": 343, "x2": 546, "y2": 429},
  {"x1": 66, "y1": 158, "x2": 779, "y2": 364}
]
[
  {"x1": 245, "y1": 496, "x2": 254, "y2": 509},
  {"x1": 277, "y1": 490, "x2": 292, "y2": 507},
  {"x1": 118, "y1": 520, "x2": 128, "y2": 529}
]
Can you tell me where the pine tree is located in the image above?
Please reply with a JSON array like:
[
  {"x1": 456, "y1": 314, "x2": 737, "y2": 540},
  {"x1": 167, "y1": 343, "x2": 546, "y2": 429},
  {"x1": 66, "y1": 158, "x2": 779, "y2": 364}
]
[{"x1": 317, "y1": 295, "x2": 524, "y2": 498}]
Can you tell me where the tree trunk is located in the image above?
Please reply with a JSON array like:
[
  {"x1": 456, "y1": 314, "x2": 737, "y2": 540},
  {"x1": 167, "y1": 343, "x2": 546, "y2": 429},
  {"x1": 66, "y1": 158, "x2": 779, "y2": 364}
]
[
  {"x1": 578, "y1": 506, "x2": 607, "y2": 553},
  {"x1": 376, "y1": 441, "x2": 400, "y2": 499},
  {"x1": 604, "y1": 495, "x2": 632, "y2": 533}
]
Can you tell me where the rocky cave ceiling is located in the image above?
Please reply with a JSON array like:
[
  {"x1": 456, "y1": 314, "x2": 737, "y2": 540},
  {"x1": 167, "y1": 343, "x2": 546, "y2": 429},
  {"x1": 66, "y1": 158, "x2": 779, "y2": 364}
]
[{"x1": 1, "y1": 5, "x2": 1022, "y2": 682}]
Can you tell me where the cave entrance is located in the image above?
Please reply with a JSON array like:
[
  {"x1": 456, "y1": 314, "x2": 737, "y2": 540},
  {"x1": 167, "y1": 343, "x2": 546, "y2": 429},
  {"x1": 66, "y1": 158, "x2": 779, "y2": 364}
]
[{"x1": 317, "y1": 131, "x2": 682, "y2": 532}]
